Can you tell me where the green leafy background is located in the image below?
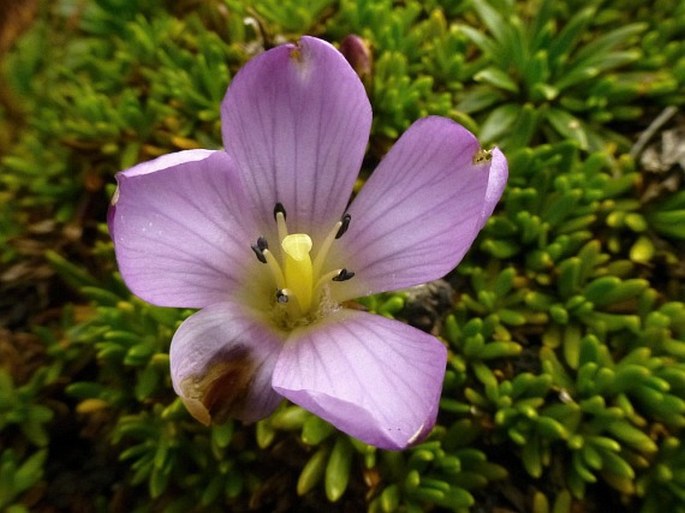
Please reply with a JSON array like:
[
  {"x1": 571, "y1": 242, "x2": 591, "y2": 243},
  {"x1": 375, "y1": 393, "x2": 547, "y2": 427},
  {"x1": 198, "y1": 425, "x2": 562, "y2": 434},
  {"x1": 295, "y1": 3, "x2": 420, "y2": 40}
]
[{"x1": 1, "y1": 0, "x2": 684, "y2": 511}]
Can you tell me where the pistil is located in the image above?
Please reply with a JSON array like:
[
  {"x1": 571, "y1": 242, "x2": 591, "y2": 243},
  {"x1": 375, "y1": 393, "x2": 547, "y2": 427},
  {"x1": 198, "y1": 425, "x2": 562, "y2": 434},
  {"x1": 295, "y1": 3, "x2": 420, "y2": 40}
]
[{"x1": 281, "y1": 234, "x2": 314, "y2": 312}]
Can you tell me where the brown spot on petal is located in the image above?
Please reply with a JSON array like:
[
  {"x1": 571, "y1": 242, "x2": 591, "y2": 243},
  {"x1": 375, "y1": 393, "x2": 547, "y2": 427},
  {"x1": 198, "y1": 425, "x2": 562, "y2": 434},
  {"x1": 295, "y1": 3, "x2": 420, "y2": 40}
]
[
  {"x1": 290, "y1": 47, "x2": 302, "y2": 62},
  {"x1": 473, "y1": 148, "x2": 493, "y2": 165},
  {"x1": 289, "y1": 39, "x2": 314, "y2": 82},
  {"x1": 179, "y1": 345, "x2": 257, "y2": 425}
]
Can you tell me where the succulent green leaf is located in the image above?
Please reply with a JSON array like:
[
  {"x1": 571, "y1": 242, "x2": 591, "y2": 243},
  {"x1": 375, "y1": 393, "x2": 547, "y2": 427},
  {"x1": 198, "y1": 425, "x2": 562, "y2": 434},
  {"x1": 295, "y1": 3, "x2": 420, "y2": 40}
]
[
  {"x1": 297, "y1": 446, "x2": 330, "y2": 496},
  {"x1": 325, "y1": 437, "x2": 353, "y2": 502}
]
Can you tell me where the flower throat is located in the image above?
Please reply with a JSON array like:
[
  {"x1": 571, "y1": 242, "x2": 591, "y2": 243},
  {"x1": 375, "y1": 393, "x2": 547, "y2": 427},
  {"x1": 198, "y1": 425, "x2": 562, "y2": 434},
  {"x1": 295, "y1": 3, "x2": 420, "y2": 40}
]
[{"x1": 251, "y1": 203, "x2": 354, "y2": 321}]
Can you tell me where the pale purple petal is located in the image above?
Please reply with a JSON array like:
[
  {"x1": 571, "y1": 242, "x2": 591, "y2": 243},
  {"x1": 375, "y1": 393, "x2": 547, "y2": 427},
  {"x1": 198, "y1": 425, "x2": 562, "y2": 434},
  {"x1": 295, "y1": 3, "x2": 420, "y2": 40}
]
[
  {"x1": 109, "y1": 150, "x2": 255, "y2": 308},
  {"x1": 170, "y1": 302, "x2": 285, "y2": 424},
  {"x1": 118, "y1": 149, "x2": 216, "y2": 178},
  {"x1": 479, "y1": 148, "x2": 508, "y2": 228},
  {"x1": 221, "y1": 36, "x2": 372, "y2": 237},
  {"x1": 272, "y1": 309, "x2": 446, "y2": 450},
  {"x1": 330, "y1": 117, "x2": 507, "y2": 302}
]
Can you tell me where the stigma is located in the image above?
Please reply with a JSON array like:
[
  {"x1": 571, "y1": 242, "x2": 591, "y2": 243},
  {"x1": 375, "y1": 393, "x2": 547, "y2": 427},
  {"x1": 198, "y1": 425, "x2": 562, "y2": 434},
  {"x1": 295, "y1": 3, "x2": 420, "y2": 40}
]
[{"x1": 251, "y1": 204, "x2": 355, "y2": 320}]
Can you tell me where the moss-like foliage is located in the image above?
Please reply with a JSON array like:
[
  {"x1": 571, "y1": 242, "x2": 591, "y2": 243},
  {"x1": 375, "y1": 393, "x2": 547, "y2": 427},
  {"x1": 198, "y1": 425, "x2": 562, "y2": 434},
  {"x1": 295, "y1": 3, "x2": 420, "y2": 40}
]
[{"x1": 1, "y1": 0, "x2": 684, "y2": 512}]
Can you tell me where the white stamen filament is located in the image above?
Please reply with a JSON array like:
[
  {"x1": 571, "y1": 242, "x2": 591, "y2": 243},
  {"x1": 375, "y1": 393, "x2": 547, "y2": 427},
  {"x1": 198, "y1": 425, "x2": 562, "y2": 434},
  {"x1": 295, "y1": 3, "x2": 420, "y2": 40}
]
[
  {"x1": 262, "y1": 249, "x2": 286, "y2": 290},
  {"x1": 278, "y1": 288, "x2": 303, "y2": 318},
  {"x1": 276, "y1": 211, "x2": 288, "y2": 243},
  {"x1": 313, "y1": 220, "x2": 343, "y2": 278},
  {"x1": 314, "y1": 268, "x2": 344, "y2": 291}
]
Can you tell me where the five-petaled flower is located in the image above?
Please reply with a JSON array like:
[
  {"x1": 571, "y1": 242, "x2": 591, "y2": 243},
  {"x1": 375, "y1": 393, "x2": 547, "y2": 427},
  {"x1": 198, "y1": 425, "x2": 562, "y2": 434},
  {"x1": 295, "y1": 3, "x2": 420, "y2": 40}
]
[{"x1": 108, "y1": 36, "x2": 507, "y2": 450}]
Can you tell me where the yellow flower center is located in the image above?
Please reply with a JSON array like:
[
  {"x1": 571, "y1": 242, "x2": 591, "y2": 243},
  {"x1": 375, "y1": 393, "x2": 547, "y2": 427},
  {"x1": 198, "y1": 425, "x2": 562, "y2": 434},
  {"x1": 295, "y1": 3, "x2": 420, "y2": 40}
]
[{"x1": 251, "y1": 203, "x2": 354, "y2": 323}]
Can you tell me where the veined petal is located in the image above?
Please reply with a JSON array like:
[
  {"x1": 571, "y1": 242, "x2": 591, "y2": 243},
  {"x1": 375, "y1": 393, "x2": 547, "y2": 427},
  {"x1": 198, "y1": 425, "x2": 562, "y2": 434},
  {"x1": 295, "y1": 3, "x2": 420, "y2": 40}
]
[
  {"x1": 170, "y1": 302, "x2": 285, "y2": 424},
  {"x1": 109, "y1": 150, "x2": 254, "y2": 308},
  {"x1": 332, "y1": 117, "x2": 507, "y2": 301},
  {"x1": 221, "y1": 36, "x2": 372, "y2": 238},
  {"x1": 272, "y1": 309, "x2": 446, "y2": 450}
]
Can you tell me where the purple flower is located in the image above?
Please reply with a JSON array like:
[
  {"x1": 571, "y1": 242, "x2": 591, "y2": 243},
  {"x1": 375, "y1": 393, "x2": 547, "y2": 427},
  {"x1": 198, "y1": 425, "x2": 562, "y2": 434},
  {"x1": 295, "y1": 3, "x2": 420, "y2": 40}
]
[{"x1": 108, "y1": 36, "x2": 507, "y2": 450}]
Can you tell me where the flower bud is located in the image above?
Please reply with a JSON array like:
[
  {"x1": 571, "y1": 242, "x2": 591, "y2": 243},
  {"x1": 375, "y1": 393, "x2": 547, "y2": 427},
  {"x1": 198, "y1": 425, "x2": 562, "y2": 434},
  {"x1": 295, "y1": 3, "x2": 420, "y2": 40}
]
[{"x1": 340, "y1": 35, "x2": 372, "y2": 81}]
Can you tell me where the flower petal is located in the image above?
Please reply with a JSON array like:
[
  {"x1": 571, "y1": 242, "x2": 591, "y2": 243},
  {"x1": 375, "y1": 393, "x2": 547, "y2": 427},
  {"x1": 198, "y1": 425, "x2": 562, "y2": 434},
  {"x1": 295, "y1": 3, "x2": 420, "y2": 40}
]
[
  {"x1": 479, "y1": 148, "x2": 508, "y2": 229},
  {"x1": 109, "y1": 150, "x2": 254, "y2": 308},
  {"x1": 170, "y1": 302, "x2": 285, "y2": 424},
  {"x1": 331, "y1": 117, "x2": 507, "y2": 301},
  {"x1": 221, "y1": 36, "x2": 372, "y2": 237},
  {"x1": 117, "y1": 149, "x2": 216, "y2": 178},
  {"x1": 272, "y1": 309, "x2": 446, "y2": 450}
]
